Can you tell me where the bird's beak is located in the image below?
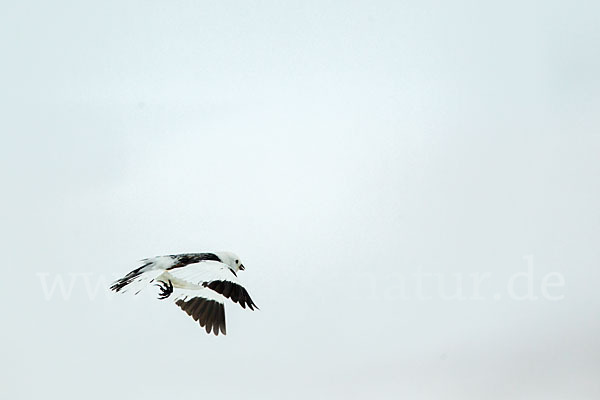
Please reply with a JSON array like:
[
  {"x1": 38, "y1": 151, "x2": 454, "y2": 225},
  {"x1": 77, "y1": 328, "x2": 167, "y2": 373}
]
[{"x1": 239, "y1": 264, "x2": 245, "y2": 271}]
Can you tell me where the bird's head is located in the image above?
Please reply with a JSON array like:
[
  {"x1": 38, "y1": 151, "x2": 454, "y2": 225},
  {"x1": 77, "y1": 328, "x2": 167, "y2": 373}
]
[{"x1": 216, "y1": 251, "x2": 245, "y2": 272}]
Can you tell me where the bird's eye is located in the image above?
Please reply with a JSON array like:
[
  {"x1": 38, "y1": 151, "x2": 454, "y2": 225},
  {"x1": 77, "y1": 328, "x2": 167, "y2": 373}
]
[{"x1": 235, "y1": 259, "x2": 239, "y2": 264}]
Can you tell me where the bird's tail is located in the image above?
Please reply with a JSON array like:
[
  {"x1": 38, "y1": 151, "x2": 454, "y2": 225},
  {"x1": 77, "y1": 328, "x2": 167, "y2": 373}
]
[{"x1": 110, "y1": 260, "x2": 164, "y2": 295}]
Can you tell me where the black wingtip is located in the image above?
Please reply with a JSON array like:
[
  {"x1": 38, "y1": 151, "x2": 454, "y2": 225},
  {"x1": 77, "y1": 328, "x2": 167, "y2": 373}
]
[
  {"x1": 176, "y1": 297, "x2": 227, "y2": 336},
  {"x1": 202, "y1": 280, "x2": 259, "y2": 311},
  {"x1": 110, "y1": 262, "x2": 152, "y2": 292}
]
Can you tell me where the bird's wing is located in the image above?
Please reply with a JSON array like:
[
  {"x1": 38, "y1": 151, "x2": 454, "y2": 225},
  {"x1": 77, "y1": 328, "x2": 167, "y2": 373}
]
[
  {"x1": 170, "y1": 287, "x2": 227, "y2": 335},
  {"x1": 162, "y1": 253, "x2": 222, "y2": 269},
  {"x1": 166, "y1": 261, "x2": 259, "y2": 310}
]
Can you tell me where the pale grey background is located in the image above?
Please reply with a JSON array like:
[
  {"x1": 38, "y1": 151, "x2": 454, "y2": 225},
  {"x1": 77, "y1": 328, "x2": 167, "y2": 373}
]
[{"x1": 1, "y1": 1, "x2": 599, "y2": 399}]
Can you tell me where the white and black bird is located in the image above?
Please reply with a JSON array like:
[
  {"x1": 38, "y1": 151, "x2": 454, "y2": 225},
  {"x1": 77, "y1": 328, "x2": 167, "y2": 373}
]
[{"x1": 110, "y1": 252, "x2": 258, "y2": 335}]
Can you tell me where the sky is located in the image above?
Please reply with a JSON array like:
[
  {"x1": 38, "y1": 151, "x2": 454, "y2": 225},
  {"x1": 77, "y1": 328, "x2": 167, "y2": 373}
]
[{"x1": 1, "y1": 1, "x2": 599, "y2": 399}]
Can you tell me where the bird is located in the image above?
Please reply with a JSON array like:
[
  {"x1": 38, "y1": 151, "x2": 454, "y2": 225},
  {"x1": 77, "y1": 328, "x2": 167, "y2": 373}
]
[{"x1": 110, "y1": 251, "x2": 258, "y2": 335}]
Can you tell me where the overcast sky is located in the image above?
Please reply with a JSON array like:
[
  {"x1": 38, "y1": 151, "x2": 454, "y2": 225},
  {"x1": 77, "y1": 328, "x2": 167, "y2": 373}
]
[{"x1": 1, "y1": 1, "x2": 599, "y2": 399}]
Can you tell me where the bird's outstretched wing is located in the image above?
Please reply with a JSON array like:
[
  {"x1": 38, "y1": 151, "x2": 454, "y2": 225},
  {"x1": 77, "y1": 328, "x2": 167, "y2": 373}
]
[
  {"x1": 171, "y1": 288, "x2": 227, "y2": 335},
  {"x1": 166, "y1": 261, "x2": 259, "y2": 310}
]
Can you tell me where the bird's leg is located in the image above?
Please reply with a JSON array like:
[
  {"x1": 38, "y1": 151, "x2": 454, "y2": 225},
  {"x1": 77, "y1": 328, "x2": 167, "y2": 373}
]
[{"x1": 155, "y1": 279, "x2": 173, "y2": 300}]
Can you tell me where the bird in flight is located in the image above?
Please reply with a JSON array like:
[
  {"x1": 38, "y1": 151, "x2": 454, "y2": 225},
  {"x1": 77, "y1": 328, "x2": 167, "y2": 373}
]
[{"x1": 110, "y1": 251, "x2": 258, "y2": 335}]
